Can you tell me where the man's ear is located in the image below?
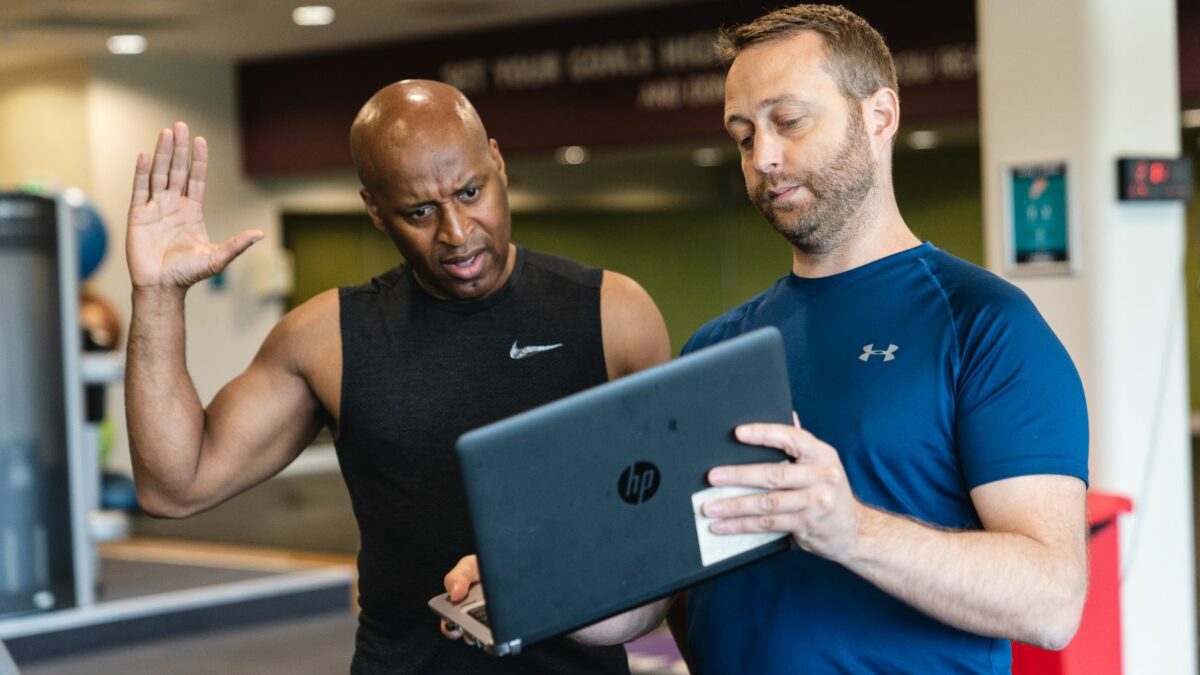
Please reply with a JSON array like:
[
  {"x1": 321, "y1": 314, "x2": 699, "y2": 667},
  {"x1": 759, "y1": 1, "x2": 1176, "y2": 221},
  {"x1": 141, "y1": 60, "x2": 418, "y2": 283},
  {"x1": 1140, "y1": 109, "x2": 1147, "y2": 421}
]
[
  {"x1": 360, "y1": 188, "x2": 386, "y2": 232},
  {"x1": 864, "y1": 87, "x2": 900, "y2": 154},
  {"x1": 489, "y1": 138, "x2": 508, "y2": 188}
]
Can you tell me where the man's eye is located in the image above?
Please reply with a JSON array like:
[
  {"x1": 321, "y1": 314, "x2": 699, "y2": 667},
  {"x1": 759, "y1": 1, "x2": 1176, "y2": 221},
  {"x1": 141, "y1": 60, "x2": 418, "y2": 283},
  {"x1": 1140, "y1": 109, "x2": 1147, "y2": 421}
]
[
  {"x1": 738, "y1": 135, "x2": 754, "y2": 150},
  {"x1": 409, "y1": 206, "x2": 434, "y2": 220},
  {"x1": 460, "y1": 186, "x2": 481, "y2": 200}
]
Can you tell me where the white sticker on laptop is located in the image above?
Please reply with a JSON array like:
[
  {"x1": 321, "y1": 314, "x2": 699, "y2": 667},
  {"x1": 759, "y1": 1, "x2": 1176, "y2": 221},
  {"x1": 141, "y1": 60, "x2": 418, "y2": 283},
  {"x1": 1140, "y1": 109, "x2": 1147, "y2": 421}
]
[{"x1": 691, "y1": 485, "x2": 789, "y2": 567}]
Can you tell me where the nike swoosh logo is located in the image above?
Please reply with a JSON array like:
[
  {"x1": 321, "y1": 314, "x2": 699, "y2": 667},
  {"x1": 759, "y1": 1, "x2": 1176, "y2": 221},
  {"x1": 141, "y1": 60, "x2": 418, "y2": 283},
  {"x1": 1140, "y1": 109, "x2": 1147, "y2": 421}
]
[{"x1": 510, "y1": 341, "x2": 563, "y2": 360}]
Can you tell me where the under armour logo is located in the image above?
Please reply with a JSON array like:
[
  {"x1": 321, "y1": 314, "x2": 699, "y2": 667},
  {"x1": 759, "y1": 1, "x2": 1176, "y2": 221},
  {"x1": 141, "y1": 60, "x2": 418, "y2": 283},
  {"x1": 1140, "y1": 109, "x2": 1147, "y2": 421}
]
[{"x1": 859, "y1": 344, "x2": 899, "y2": 362}]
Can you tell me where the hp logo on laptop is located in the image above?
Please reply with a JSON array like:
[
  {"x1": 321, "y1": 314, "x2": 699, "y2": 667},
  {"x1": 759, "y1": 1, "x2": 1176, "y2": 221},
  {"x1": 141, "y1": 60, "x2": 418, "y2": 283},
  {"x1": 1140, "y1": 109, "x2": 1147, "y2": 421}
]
[{"x1": 618, "y1": 461, "x2": 660, "y2": 504}]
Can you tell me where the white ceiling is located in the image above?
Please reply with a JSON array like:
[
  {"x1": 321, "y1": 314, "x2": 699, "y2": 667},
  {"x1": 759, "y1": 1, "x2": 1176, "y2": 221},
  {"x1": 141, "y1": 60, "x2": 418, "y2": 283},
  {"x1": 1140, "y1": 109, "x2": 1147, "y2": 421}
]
[{"x1": 0, "y1": 0, "x2": 691, "y2": 72}]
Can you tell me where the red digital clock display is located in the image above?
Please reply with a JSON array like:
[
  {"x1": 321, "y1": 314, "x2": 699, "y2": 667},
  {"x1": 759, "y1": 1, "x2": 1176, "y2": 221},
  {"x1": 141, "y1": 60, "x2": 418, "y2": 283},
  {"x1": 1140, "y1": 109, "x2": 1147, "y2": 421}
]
[{"x1": 1117, "y1": 157, "x2": 1193, "y2": 201}]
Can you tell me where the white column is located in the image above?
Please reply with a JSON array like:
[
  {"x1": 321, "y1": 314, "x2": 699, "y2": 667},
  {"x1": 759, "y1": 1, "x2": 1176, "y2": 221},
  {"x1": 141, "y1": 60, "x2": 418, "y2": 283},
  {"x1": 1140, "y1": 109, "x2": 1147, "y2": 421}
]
[{"x1": 977, "y1": 1, "x2": 1194, "y2": 672}]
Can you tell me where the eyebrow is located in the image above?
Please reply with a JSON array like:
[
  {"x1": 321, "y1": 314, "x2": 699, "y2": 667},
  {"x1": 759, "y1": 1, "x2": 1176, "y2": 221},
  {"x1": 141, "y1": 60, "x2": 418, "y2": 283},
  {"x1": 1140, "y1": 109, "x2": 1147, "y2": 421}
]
[
  {"x1": 725, "y1": 95, "x2": 813, "y2": 128},
  {"x1": 399, "y1": 173, "x2": 483, "y2": 211}
]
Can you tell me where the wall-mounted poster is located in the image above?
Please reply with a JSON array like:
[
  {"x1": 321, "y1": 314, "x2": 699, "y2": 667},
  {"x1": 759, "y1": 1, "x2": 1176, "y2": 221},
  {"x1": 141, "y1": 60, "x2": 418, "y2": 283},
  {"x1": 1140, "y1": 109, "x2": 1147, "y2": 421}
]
[{"x1": 1003, "y1": 162, "x2": 1077, "y2": 275}]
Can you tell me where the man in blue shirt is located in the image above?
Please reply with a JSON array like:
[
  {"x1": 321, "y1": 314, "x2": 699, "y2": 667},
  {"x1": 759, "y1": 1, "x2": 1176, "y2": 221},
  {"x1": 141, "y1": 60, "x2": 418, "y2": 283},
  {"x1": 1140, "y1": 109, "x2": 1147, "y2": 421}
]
[
  {"x1": 445, "y1": 5, "x2": 1088, "y2": 672},
  {"x1": 674, "y1": 5, "x2": 1089, "y2": 672}
]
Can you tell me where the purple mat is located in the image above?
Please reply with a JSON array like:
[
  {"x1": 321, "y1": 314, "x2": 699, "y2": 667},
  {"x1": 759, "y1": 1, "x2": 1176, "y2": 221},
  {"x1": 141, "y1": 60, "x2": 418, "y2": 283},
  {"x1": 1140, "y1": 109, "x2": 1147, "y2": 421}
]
[{"x1": 626, "y1": 627, "x2": 687, "y2": 673}]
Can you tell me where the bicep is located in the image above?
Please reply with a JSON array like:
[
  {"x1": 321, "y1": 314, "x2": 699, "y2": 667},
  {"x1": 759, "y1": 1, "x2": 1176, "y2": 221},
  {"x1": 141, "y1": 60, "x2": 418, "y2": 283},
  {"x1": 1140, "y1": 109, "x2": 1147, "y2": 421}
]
[
  {"x1": 600, "y1": 271, "x2": 670, "y2": 379},
  {"x1": 970, "y1": 474, "x2": 1087, "y2": 550},
  {"x1": 187, "y1": 318, "x2": 327, "y2": 511}
]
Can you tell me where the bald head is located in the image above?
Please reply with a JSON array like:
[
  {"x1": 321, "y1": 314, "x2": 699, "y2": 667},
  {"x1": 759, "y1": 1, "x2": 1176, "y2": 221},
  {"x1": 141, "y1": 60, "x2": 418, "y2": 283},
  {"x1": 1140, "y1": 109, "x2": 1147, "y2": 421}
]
[
  {"x1": 350, "y1": 79, "x2": 514, "y2": 301},
  {"x1": 350, "y1": 79, "x2": 491, "y2": 193}
]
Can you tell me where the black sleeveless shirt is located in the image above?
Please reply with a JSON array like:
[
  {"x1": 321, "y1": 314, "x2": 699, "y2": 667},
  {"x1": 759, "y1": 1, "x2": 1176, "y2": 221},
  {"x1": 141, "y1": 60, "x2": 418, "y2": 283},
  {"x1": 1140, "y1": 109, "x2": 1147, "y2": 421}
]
[{"x1": 336, "y1": 247, "x2": 630, "y2": 674}]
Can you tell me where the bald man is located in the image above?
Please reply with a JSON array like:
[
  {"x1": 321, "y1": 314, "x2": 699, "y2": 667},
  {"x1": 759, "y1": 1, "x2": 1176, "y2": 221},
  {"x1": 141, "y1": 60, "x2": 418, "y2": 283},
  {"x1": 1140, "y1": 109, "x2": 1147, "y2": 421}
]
[{"x1": 124, "y1": 80, "x2": 668, "y2": 673}]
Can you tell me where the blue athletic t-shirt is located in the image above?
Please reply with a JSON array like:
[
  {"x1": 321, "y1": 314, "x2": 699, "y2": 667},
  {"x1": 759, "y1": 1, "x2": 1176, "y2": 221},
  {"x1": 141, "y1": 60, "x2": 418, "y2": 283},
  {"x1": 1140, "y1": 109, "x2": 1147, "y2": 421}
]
[{"x1": 681, "y1": 242, "x2": 1088, "y2": 675}]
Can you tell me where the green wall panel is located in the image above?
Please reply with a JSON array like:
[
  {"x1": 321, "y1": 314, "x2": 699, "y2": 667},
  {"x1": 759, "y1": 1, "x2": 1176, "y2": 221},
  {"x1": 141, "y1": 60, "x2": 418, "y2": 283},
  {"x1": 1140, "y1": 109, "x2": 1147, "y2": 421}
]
[{"x1": 282, "y1": 213, "x2": 398, "y2": 310}]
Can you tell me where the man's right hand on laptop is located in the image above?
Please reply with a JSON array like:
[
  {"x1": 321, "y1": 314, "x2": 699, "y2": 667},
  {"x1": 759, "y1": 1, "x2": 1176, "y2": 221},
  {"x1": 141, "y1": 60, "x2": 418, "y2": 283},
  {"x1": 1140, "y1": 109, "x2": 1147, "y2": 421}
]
[
  {"x1": 440, "y1": 554, "x2": 481, "y2": 642},
  {"x1": 439, "y1": 554, "x2": 673, "y2": 647}
]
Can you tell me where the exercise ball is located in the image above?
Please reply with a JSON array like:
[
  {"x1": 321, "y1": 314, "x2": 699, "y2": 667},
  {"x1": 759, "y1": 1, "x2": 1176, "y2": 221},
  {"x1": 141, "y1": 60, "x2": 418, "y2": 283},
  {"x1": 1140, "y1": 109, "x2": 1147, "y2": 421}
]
[{"x1": 74, "y1": 201, "x2": 107, "y2": 281}]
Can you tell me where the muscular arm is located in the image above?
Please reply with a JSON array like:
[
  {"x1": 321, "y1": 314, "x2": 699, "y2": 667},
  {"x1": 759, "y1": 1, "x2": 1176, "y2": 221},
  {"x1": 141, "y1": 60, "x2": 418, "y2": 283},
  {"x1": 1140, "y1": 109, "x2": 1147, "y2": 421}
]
[
  {"x1": 125, "y1": 121, "x2": 331, "y2": 517},
  {"x1": 128, "y1": 291, "x2": 335, "y2": 517},
  {"x1": 845, "y1": 475, "x2": 1087, "y2": 649},
  {"x1": 707, "y1": 423, "x2": 1089, "y2": 650}
]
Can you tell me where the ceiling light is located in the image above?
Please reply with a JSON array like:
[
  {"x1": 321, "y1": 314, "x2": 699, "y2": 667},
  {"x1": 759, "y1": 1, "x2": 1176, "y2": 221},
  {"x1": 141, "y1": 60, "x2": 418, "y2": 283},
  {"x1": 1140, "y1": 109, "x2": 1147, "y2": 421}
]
[
  {"x1": 106, "y1": 35, "x2": 146, "y2": 55},
  {"x1": 293, "y1": 6, "x2": 335, "y2": 26},
  {"x1": 691, "y1": 147, "x2": 724, "y2": 167},
  {"x1": 555, "y1": 145, "x2": 589, "y2": 165},
  {"x1": 1183, "y1": 109, "x2": 1200, "y2": 129},
  {"x1": 906, "y1": 130, "x2": 941, "y2": 150}
]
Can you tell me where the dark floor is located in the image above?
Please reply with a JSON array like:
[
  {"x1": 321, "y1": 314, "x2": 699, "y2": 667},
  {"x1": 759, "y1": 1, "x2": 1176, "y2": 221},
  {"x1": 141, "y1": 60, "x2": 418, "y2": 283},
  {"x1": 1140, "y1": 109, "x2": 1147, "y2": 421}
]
[
  {"x1": 6, "y1": 546, "x2": 682, "y2": 674},
  {"x1": 3, "y1": 547, "x2": 355, "y2": 669},
  {"x1": 17, "y1": 615, "x2": 686, "y2": 675},
  {"x1": 20, "y1": 611, "x2": 359, "y2": 675}
]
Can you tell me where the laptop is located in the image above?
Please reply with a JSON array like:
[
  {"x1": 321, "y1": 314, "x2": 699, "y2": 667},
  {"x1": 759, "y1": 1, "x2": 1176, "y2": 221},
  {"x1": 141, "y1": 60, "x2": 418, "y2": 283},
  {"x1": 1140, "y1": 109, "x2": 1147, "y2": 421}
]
[{"x1": 429, "y1": 327, "x2": 794, "y2": 656}]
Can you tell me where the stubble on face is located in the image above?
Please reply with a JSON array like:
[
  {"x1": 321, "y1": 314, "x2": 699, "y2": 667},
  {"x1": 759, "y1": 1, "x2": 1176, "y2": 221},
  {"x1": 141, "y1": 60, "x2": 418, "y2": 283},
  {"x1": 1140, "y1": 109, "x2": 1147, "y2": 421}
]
[{"x1": 752, "y1": 103, "x2": 877, "y2": 256}]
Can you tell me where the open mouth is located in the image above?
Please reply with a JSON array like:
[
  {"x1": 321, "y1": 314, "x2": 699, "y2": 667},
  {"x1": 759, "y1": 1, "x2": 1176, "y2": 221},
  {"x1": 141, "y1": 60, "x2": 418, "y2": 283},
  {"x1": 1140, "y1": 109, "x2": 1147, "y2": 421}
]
[{"x1": 442, "y1": 250, "x2": 486, "y2": 280}]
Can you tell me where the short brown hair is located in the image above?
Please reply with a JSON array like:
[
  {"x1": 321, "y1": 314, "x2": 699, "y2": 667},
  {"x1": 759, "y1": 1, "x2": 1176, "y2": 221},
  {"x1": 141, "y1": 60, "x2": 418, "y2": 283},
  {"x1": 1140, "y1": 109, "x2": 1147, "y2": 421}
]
[{"x1": 715, "y1": 4, "x2": 898, "y2": 103}]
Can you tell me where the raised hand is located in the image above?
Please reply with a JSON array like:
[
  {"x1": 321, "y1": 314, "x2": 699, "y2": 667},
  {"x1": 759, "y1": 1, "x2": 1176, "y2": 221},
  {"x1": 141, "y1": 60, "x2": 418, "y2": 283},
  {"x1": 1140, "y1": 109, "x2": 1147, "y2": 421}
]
[{"x1": 126, "y1": 122, "x2": 262, "y2": 292}]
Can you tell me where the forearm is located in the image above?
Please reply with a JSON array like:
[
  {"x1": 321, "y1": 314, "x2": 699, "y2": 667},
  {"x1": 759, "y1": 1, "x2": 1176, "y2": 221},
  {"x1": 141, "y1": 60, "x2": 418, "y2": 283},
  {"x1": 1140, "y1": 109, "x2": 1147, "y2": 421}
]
[
  {"x1": 844, "y1": 506, "x2": 1087, "y2": 649},
  {"x1": 125, "y1": 288, "x2": 207, "y2": 512},
  {"x1": 569, "y1": 597, "x2": 672, "y2": 646}
]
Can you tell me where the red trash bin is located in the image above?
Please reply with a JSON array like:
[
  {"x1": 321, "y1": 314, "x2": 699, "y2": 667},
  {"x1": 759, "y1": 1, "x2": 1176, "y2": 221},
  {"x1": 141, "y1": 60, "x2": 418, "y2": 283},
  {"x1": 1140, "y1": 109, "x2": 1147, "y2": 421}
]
[{"x1": 1012, "y1": 491, "x2": 1133, "y2": 675}]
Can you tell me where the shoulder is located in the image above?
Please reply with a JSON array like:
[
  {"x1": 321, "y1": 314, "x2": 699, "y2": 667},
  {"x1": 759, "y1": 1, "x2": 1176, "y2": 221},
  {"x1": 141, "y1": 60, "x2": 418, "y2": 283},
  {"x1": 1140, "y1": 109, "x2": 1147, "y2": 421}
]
[
  {"x1": 912, "y1": 248, "x2": 1065, "y2": 363},
  {"x1": 600, "y1": 269, "x2": 653, "y2": 307},
  {"x1": 682, "y1": 280, "x2": 784, "y2": 355},
  {"x1": 917, "y1": 249, "x2": 1040, "y2": 323},
  {"x1": 600, "y1": 270, "x2": 670, "y2": 378},
  {"x1": 917, "y1": 248, "x2": 1082, "y2": 407},
  {"x1": 339, "y1": 264, "x2": 407, "y2": 299},
  {"x1": 263, "y1": 289, "x2": 340, "y2": 371},
  {"x1": 921, "y1": 251, "x2": 1088, "y2": 486},
  {"x1": 600, "y1": 270, "x2": 662, "y2": 333},
  {"x1": 521, "y1": 247, "x2": 603, "y2": 289}
]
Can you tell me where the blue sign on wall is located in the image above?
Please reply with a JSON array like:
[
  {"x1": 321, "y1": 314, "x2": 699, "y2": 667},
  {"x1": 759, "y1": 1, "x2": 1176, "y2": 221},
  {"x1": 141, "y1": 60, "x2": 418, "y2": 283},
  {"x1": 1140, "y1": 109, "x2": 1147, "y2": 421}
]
[{"x1": 1007, "y1": 163, "x2": 1071, "y2": 271}]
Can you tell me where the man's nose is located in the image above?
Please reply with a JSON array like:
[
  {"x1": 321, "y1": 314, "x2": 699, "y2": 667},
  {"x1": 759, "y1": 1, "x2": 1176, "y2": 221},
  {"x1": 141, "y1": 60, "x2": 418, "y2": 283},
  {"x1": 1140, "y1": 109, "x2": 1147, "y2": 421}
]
[
  {"x1": 751, "y1": 132, "x2": 782, "y2": 175},
  {"x1": 437, "y1": 206, "x2": 471, "y2": 247}
]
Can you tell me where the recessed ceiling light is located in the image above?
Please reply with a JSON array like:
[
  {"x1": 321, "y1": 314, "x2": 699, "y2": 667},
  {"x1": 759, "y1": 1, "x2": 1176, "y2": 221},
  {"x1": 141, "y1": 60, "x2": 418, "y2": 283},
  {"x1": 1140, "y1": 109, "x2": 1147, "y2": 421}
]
[
  {"x1": 691, "y1": 147, "x2": 724, "y2": 167},
  {"x1": 1183, "y1": 108, "x2": 1200, "y2": 129},
  {"x1": 293, "y1": 6, "x2": 335, "y2": 26},
  {"x1": 907, "y1": 130, "x2": 941, "y2": 150},
  {"x1": 106, "y1": 35, "x2": 146, "y2": 55},
  {"x1": 555, "y1": 145, "x2": 589, "y2": 165}
]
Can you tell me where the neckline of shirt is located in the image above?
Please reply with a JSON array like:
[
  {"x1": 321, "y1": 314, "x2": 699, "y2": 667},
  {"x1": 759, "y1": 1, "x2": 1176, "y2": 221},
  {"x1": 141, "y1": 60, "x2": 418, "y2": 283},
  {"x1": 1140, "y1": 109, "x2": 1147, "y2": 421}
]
[
  {"x1": 408, "y1": 245, "x2": 526, "y2": 314},
  {"x1": 784, "y1": 241, "x2": 934, "y2": 297}
]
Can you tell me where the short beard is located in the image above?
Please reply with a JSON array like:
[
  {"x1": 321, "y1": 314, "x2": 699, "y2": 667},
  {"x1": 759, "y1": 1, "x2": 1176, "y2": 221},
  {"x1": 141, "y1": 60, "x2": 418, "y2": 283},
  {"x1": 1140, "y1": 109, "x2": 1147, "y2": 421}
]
[{"x1": 752, "y1": 108, "x2": 877, "y2": 256}]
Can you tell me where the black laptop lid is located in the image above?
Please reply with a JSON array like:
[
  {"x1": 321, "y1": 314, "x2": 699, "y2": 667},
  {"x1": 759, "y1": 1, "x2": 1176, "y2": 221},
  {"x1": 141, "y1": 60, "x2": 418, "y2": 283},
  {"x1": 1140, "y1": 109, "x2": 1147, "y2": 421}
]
[{"x1": 456, "y1": 327, "x2": 793, "y2": 646}]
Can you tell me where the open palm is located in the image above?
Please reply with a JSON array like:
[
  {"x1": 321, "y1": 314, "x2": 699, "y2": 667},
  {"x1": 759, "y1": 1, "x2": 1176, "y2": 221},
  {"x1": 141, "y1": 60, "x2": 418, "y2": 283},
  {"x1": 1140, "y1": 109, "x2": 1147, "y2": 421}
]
[{"x1": 126, "y1": 122, "x2": 261, "y2": 290}]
